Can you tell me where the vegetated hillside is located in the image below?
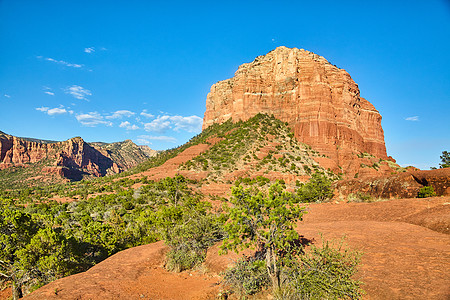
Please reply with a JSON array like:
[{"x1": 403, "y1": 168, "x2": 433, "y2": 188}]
[
  {"x1": 180, "y1": 113, "x2": 336, "y2": 184},
  {"x1": 90, "y1": 139, "x2": 158, "y2": 170},
  {"x1": 0, "y1": 132, "x2": 157, "y2": 188}
]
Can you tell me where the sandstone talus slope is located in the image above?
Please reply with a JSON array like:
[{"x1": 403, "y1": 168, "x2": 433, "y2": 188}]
[{"x1": 203, "y1": 47, "x2": 388, "y2": 174}]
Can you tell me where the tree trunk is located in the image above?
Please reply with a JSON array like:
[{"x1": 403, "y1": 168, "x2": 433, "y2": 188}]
[
  {"x1": 12, "y1": 281, "x2": 22, "y2": 300},
  {"x1": 266, "y1": 246, "x2": 280, "y2": 289}
]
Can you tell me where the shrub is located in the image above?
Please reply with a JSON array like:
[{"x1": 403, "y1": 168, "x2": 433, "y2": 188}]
[
  {"x1": 222, "y1": 257, "x2": 270, "y2": 296},
  {"x1": 418, "y1": 186, "x2": 436, "y2": 198},
  {"x1": 165, "y1": 248, "x2": 205, "y2": 272},
  {"x1": 296, "y1": 172, "x2": 334, "y2": 203},
  {"x1": 348, "y1": 192, "x2": 373, "y2": 203},
  {"x1": 274, "y1": 238, "x2": 363, "y2": 300}
]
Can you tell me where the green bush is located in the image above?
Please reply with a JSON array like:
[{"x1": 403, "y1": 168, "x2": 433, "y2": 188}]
[
  {"x1": 348, "y1": 192, "x2": 373, "y2": 203},
  {"x1": 274, "y1": 238, "x2": 363, "y2": 300},
  {"x1": 222, "y1": 257, "x2": 270, "y2": 296},
  {"x1": 165, "y1": 248, "x2": 205, "y2": 272},
  {"x1": 296, "y1": 172, "x2": 334, "y2": 203},
  {"x1": 418, "y1": 186, "x2": 436, "y2": 198}
]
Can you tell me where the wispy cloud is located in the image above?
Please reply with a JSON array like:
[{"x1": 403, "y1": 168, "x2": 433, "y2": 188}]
[
  {"x1": 4, "y1": 94, "x2": 10, "y2": 98},
  {"x1": 47, "y1": 107, "x2": 67, "y2": 115},
  {"x1": 76, "y1": 112, "x2": 112, "y2": 127},
  {"x1": 143, "y1": 115, "x2": 202, "y2": 133},
  {"x1": 36, "y1": 106, "x2": 67, "y2": 115},
  {"x1": 84, "y1": 47, "x2": 95, "y2": 53},
  {"x1": 137, "y1": 135, "x2": 177, "y2": 144},
  {"x1": 38, "y1": 56, "x2": 83, "y2": 68},
  {"x1": 42, "y1": 86, "x2": 55, "y2": 96},
  {"x1": 140, "y1": 110, "x2": 154, "y2": 118},
  {"x1": 119, "y1": 121, "x2": 139, "y2": 130},
  {"x1": 36, "y1": 106, "x2": 49, "y2": 112},
  {"x1": 405, "y1": 116, "x2": 419, "y2": 121},
  {"x1": 64, "y1": 85, "x2": 91, "y2": 100},
  {"x1": 106, "y1": 110, "x2": 135, "y2": 119}
]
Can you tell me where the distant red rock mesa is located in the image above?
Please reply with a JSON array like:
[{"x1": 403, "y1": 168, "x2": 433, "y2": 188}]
[{"x1": 203, "y1": 46, "x2": 388, "y2": 174}]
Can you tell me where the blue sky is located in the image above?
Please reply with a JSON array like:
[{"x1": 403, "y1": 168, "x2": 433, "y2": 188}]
[{"x1": 0, "y1": 0, "x2": 449, "y2": 169}]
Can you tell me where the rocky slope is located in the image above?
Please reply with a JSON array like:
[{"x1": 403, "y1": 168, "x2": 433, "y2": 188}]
[
  {"x1": 336, "y1": 168, "x2": 450, "y2": 199},
  {"x1": 0, "y1": 132, "x2": 156, "y2": 185},
  {"x1": 203, "y1": 46, "x2": 390, "y2": 177}
]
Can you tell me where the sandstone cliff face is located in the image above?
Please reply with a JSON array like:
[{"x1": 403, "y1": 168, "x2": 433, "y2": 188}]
[
  {"x1": 0, "y1": 133, "x2": 156, "y2": 181},
  {"x1": 203, "y1": 47, "x2": 388, "y2": 175}
]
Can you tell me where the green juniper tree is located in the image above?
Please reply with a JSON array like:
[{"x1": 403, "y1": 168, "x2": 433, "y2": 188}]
[
  {"x1": 439, "y1": 151, "x2": 450, "y2": 168},
  {"x1": 221, "y1": 182, "x2": 305, "y2": 289}
]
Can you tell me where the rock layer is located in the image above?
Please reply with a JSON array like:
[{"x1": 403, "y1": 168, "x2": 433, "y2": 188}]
[
  {"x1": 203, "y1": 47, "x2": 387, "y2": 173},
  {"x1": 0, "y1": 132, "x2": 156, "y2": 181},
  {"x1": 335, "y1": 168, "x2": 450, "y2": 199}
]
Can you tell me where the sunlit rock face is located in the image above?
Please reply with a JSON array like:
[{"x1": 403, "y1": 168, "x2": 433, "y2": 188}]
[{"x1": 203, "y1": 46, "x2": 387, "y2": 174}]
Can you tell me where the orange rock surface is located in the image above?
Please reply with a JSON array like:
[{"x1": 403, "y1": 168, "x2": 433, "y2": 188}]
[{"x1": 203, "y1": 46, "x2": 388, "y2": 173}]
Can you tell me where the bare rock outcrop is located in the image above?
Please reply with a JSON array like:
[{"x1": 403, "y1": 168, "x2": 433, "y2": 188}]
[
  {"x1": 0, "y1": 132, "x2": 156, "y2": 181},
  {"x1": 336, "y1": 168, "x2": 450, "y2": 199},
  {"x1": 203, "y1": 47, "x2": 388, "y2": 176}
]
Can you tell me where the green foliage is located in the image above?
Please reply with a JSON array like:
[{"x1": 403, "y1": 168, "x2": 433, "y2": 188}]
[
  {"x1": 296, "y1": 172, "x2": 334, "y2": 203},
  {"x1": 348, "y1": 192, "x2": 373, "y2": 203},
  {"x1": 0, "y1": 199, "x2": 80, "y2": 299},
  {"x1": 274, "y1": 238, "x2": 363, "y2": 300},
  {"x1": 222, "y1": 257, "x2": 270, "y2": 296},
  {"x1": 439, "y1": 151, "x2": 450, "y2": 168},
  {"x1": 417, "y1": 186, "x2": 436, "y2": 198},
  {"x1": 221, "y1": 182, "x2": 305, "y2": 289},
  {"x1": 153, "y1": 176, "x2": 224, "y2": 271},
  {"x1": 0, "y1": 175, "x2": 223, "y2": 297}
]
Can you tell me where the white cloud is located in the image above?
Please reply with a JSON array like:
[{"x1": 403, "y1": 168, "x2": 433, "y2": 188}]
[
  {"x1": 170, "y1": 115, "x2": 203, "y2": 132},
  {"x1": 106, "y1": 110, "x2": 135, "y2": 119},
  {"x1": 84, "y1": 47, "x2": 95, "y2": 53},
  {"x1": 36, "y1": 106, "x2": 67, "y2": 116},
  {"x1": 137, "y1": 135, "x2": 177, "y2": 144},
  {"x1": 143, "y1": 115, "x2": 202, "y2": 133},
  {"x1": 4, "y1": 94, "x2": 11, "y2": 98},
  {"x1": 64, "y1": 85, "x2": 91, "y2": 100},
  {"x1": 44, "y1": 91, "x2": 55, "y2": 96},
  {"x1": 140, "y1": 110, "x2": 154, "y2": 118},
  {"x1": 76, "y1": 112, "x2": 112, "y2": 127},
  {"x1": 144, "y1": 115, "x2": 172, "y2": 133},
  {"x1": 136, "y1": 139, "x2": 151, "y2": 145},
  {"x1": 40, "y1": 56, "x2": 83, "y2": 68},
  {"x1": 119, "y1": 121, "x2": 139, "y2": 130},
  {"x1": 405, "y1": 116, "x2": 419, "y2": 121},
  {"x1": 47, "y1": 107, "x2": 67, "y2": 115}
]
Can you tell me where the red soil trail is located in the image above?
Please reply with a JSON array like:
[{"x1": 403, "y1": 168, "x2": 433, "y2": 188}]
[
  {"x1": 24, "y1": 241, "x2": 220, "y2": 300},
  {"x1": 129, "y1": 143, "x2": 211, "y2": 181}
]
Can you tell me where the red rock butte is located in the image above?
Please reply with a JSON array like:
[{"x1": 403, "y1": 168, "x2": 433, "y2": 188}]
[{"x1": 203, "y1": 46, "x2": 388, "y2": 169}]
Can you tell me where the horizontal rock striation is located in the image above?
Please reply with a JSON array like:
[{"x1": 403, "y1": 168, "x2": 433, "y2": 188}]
[
  {"x1": 203, "y1": 46, "x2": 388, "y2": 174},
  {"x1": 0, "y1": 132, "x2": 156, "y2": 181}
]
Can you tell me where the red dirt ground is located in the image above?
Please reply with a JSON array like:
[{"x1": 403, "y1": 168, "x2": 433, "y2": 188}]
[
  {"x1": 18, "y1": 196, "x2": 449, "y2": 300},
  {"x1": 129, "y1": 143, "x2": 211, "y2": 181}
]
